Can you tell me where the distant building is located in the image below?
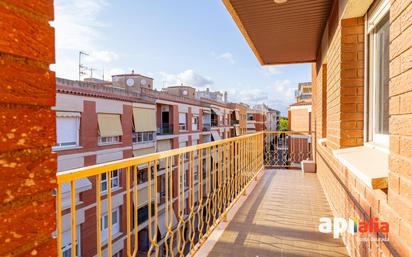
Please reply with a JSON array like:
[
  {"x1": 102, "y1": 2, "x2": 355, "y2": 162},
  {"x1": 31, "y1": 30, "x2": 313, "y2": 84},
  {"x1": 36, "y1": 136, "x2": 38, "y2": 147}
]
[
  {"x1": 246, "y1": 104, "x2": 280, "y2": 133},
  {"x1": 295, "y1": 82, "x2": 312, "y2": 103},
  {"x1": 196, "y1": 88, "x2": 227, "y2": 103}
]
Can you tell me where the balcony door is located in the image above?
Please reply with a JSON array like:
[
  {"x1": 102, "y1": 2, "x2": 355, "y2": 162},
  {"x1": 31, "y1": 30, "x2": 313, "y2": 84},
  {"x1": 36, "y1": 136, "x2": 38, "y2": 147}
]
[{"x1": 161, "y1": 111, "x2": 170, "y2": 126}]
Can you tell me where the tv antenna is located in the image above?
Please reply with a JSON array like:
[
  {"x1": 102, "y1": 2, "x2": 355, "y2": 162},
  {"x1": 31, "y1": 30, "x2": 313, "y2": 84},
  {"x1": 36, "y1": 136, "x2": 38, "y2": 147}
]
[{"x1": 79, "y1": 51, "x2": 89, "y2": 81}]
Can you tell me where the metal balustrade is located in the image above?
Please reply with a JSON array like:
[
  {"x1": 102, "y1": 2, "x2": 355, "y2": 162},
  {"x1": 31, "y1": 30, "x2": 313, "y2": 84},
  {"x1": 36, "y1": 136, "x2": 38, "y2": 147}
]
[{"x1": 56, "y1": 132, "x2": 312, "y2": 257}]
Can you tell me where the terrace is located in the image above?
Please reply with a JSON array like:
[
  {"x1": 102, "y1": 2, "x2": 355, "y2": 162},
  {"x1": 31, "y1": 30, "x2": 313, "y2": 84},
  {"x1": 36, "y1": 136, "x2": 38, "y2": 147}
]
[
  {"x1": 4, "y1": 0, "x2": 408, "y2": 256},
  {"x1": 54, "y1": 132, "x2": 343, "y2": 257}
]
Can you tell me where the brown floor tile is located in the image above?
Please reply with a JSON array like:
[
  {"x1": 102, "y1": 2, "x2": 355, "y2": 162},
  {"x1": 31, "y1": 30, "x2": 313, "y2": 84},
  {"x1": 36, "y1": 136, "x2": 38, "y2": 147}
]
[{"x1": 207, "y1": 169, "x2": 349, "y2": 257}]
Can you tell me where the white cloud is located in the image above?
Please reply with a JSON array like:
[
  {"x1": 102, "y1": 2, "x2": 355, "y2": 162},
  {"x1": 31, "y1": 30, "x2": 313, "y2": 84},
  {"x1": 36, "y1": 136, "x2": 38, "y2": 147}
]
[
  {"x1": 263, "y1": 65, "x2": 285, "y2": 76},
  {"x1": 158, "y1": 70, "x2": 213, "y2": 89},
  {"x1": 216, "y1": 52, "x2": 235, "y2": 63},
  {"x1": 87, "y1": 51, "x2": 119, "y2": 63},
  {"x1": 54, "y1": 0, "x2": 118, "y2": 79},
  {"x1": 227, "y1": 79, "x2": 295, "y2": 115}
]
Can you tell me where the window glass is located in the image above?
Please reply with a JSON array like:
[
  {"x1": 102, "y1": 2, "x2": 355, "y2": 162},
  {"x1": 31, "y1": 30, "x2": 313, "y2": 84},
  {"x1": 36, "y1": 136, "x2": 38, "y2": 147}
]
[
  {"x1": 373, "y1": 14, "x2": 389, "y2": 135},
  {"x1": 368, "y1": 11, "x2": 390, "y2": 145}
]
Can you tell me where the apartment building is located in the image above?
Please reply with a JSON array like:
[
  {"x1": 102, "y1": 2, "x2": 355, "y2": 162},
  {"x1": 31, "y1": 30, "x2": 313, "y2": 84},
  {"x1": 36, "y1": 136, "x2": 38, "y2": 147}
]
[
  {"x1": 55, "y1": 77, "x2": 160, "y2": 256},
  {"x1": 53, "y1": 76, "x2": 241, "y2": 256},
  {"x1": 295, "y1": 81, "x2": 313, "y2": 103},
  {"x1": 196, "y1": 87, "x2": 227, "y2": 103},
  {"x1": 246, "y1": 104, "x2": 280, "y2": 133},
  {"x1": 228, "y1": 102, "x2": 248, "y2": 136}
]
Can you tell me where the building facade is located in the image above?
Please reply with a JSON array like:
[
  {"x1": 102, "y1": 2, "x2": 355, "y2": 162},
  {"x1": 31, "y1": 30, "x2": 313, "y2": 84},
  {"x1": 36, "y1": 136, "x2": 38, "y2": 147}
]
[{"x1": 54, "y1": 76, "x2": 242, "y2": 257}]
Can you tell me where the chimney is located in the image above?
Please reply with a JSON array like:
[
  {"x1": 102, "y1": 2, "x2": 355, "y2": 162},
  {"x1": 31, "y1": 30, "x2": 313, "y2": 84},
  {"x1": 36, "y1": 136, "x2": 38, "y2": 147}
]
[
  {"x1": 224, "y1": 91, "x2": 228, "y2": 103},
  {"x1": 206, "y1": 88, "x2": 209, "y2": 92}
]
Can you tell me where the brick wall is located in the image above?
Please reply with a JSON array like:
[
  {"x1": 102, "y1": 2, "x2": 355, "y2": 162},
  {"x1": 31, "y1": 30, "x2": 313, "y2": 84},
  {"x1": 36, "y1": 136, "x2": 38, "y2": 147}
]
[
  {"x1": 388, "y1": 0, "x2": 412, "y2": 256},
  {"x1": 289, "y1": 107, "x2": 310, "y2": 132},
  {"x1": 0, "y1": 0, "x2": 57, "y2": 256},
  {"x1": 325, "y1": 19, "x2": 342, "y2": 150},
  {"x1": 313, "y1": 1, "x2": 412, "y2": 256}
]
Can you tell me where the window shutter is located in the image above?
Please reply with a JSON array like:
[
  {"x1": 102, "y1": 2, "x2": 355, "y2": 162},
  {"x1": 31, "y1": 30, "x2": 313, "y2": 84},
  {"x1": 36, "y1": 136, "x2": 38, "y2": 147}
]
[
  {"x1": 179, "y1": 113, "x2": 186, "y2": 123},
  {"x1": 57, "y1": 117, "x2": 78, "y2": 145}
]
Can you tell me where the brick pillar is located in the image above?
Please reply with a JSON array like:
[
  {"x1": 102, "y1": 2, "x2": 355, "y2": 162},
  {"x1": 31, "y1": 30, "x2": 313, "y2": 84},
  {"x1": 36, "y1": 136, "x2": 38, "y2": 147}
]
[
  {"x1": 0, "y1": 1, "x2": 57, "y2": 256},
  {"x1": 172, "y1": 105, "x2": 179, "y2": 134},
  {"x1": 187, "y1": 107, "x2": 192, "y2": 132},
  {"x1": 340, "y1": 17, "x2": 365, "y2": 148}
]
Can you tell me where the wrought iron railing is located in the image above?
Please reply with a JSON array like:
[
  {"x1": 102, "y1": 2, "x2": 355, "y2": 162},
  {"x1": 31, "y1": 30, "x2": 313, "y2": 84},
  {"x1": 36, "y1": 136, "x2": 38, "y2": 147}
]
[
  {"x1": 157, "y1": 124, "x2": 173, "y2": 135},
  {"x1": 264, "y1": 131, "x2": 312, "y2": 168},
  {"x1": 56, "y1": 132, "x2": 264, "y2": 257}
]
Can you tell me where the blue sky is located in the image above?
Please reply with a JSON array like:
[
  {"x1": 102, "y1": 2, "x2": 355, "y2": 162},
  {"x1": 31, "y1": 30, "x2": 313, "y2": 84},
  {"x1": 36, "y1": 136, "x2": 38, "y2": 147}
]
[{"x1": 53, "y1": 0, "x2": 311, "y2": 115}]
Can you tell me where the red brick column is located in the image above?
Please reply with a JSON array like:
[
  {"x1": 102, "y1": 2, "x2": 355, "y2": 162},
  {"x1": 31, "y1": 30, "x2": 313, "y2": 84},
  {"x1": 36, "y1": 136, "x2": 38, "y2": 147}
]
[
  {"x1": 340, "y1": 17, "x2": 365, "y2": 148},
  {"x1": 0, "y1": 1, "x2": 57, "y2": 256}
]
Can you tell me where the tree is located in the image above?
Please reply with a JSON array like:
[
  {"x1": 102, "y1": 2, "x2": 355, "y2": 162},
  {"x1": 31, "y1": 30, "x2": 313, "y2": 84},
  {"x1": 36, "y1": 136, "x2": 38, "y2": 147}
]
[{"x1": 278, "y1": 117, "x2": 288, "y2": 131}]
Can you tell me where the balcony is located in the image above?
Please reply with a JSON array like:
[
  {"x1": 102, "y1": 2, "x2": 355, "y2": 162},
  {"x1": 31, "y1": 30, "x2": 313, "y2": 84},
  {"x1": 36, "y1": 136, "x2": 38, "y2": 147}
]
[
  {"x1": 230, "y1": 120, "x2": 239, "y2": 126},
  {"x1": 203, "y1": 123, "x2": 211, "y2": 131},
  {"x1": 55, "y1": 131, "x2": 347, "y2": 257},
  {"x1": 157, "y1": 123, "x2": 173, "y2": 135}
]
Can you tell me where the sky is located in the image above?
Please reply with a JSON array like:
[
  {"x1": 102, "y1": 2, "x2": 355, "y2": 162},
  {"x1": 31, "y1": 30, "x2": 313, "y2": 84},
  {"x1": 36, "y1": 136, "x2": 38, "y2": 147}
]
[{"x1": 52, "y1": 0, "x2": 311, "y2": 115}]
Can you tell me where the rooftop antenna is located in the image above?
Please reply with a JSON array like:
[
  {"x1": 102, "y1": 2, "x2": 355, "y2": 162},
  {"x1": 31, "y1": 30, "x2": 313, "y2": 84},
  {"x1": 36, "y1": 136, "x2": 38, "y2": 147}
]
[{"x1": 79, "y1": 51, "x2": 89, "y2": 81}]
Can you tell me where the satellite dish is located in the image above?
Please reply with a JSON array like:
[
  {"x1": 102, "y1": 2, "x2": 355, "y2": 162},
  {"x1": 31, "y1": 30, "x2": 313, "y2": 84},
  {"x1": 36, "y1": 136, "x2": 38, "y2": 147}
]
[
  {"x1": 126, "y1": 78, "x2": 135, "y2": 87},
  {"x1": 140, "y1": 79, "x2": 147, "y2": 86}
]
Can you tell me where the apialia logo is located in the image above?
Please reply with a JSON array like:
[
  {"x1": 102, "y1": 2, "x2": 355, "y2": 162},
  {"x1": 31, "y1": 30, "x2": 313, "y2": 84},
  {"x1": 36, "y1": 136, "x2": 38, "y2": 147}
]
[{"x1": 319, "y1": 216, "x2": 389, "y2": 239}]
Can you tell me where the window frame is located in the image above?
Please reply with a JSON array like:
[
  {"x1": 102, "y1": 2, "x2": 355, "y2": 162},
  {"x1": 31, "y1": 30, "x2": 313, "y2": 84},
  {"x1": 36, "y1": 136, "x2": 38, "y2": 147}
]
[
  {"x1": 365, "y1": 0, "x2": 390, "y2": 148},
  {"x1": 61, "y1": 225, "x2": 81, "y2": 257},
  {"x1": 192, "y1": 115, "x2": 199, "y2": 131},
  {"x1": 98, "y1": 135, "x2": 121, "y2": 145},
  {"x1": 133, "y1": 131, "x2": 155, "y2": 144},
  {"x1": 179, "y1": 113, "x2": 187, "y2": 131},
  {"x1": 54, "y1": 115, "x2": 81, "y2": 150},
  {"x1": 100, "y1": 170, "x2": 120, "y2": 193},
  {"x1": 100, "y1": 207, "x2": 120, "y2": 243}
]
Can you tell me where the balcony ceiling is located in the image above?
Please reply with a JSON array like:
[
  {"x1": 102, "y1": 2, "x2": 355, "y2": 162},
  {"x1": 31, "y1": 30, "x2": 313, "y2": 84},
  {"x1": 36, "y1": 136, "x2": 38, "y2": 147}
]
[{"x1": 223, "y1": 0, "x2": 333, "y2": 65}]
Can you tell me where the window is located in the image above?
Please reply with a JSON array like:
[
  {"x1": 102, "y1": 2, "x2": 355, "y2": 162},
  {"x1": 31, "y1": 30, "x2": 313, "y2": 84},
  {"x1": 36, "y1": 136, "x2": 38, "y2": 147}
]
[
  {"x1": 133, "y1": 131, "x2": 155, "y2": 143},
  {"x1": 101, "y1": 208, "x2": 120, "y2": 243},
  {"x1": 55, "y1": 115, "x2": 80, "y2": 149},
  {"x1": 98, "y1": 136, "x2": 121, "y2": 145},
  {"x1": 61, "y1": 226, "x2": 80, "y2": 257},
  {"x1": 179, "y1": 113, "x2": 187, "y2": 131},
  {"x1": 192, "y1": 115, "x2": 199, "y2": 131},
  {"x1": 112, "y1": 251, "x2": 121, "y2": 257},
  {"x1": 179, "y1": 142, "x2": 186, "y2": 149},
  {"x1": 101, "y1": 170, "x2": 120, "y2": 192},
  {"x1": 367, "y1": 0, "x2": 390, "y2": 147}
]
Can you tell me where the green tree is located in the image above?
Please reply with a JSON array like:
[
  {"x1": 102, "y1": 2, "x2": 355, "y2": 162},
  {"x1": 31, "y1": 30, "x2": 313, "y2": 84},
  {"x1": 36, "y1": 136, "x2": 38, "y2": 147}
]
[{"x1": 278, "y1": 117, "x2": 288, "y2": 131}]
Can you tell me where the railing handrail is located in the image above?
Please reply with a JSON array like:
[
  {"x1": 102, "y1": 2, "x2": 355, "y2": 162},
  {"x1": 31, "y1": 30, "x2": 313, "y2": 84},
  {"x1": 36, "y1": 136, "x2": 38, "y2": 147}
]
[
  {"x1": 55, "y1": 131, "x2": 313, "y2": 257},
  {"x1": 57, "y1": 132, "x2": 265, "y2": 184}
]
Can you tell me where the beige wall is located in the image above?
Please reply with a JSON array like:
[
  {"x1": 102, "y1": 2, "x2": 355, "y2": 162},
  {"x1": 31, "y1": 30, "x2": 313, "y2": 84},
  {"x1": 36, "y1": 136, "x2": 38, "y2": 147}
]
[{"x1": 289, "y1": 107, "x2": 310, "y2": 132}]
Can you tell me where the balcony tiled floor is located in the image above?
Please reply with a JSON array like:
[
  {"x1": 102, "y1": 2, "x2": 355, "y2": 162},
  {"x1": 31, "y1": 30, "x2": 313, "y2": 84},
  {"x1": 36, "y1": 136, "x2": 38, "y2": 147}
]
[{"x1": 207, "y1": 169, "x2": 349, "y2": 257}]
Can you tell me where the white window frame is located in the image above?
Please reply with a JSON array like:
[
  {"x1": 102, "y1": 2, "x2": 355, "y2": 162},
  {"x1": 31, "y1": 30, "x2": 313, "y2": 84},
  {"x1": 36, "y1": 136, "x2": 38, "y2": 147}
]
[
  {"x1": 101, "y1": 170, "x2": 120, "y2": 193},
  {"x1": 365, "y1": 0, "x2": 390, "y2": 148},
  {"x1": 133, "y1": 131, "x2": 155, "y2": 144},
  {"x1": 192, "y1": 115, "x2": 199, "y2": 131},
  {"x1": 61, "y1": 226, "x2": 81, "y2": 257},
  {"x1": 54, "y1": 115, "x2": 80, "y2": 150},
  {"x1": 100, "y1": 207, "x2": 120, "y2": 243},
  {"x1": 98, "y1": 135, "x2": 121, "y2": 145},
  {"x1": 179, "y1": 113, "x2": 187, "y2": 131}
]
